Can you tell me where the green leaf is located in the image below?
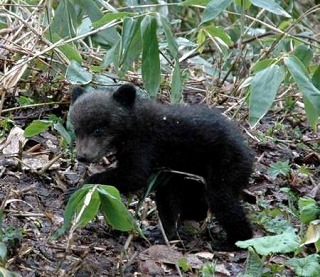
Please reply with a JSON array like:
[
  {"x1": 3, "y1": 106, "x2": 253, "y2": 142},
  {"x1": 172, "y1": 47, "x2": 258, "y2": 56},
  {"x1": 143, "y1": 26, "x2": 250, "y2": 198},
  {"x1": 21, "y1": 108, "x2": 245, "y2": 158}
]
[
  {"x1": 181, "y1": 0, "x2": 210, "y2": 6},
  {"x1": 53, "y1": 185, "x2": 100, "y2": 238},
  {"x1": 66, "y1": 60, "x2": 93, "y2": 85},
  {"x1": 251, "y1": 0, "x2": 291, "y2": 17},
  {"x1": 284, "y1": 55, "x2": 320, "y2": 130},
  {"x1": 299, "y1": 198, "x2": 320, "y2": 225},
  {"x1": 141, "y1": 15, "x2": 161, "y2": 98},
  {"x1": 50, "y1": 0, "x2": 77, "y2": 37},
  {"x1": 303, "y1": 96, "x2": 319, "y2": 131},
  {"x1": 75, "y1": 0, "x2": 120, "y2": 46},
  {"x1": 201, "y1": 0, "x2": 233, "y2": 24},
  {"x1": 236, "y1": 228, "x2": 300, "y2": 255},
  {"x1": 260, "y1": 215, "x2": 293, "y2": 234},
  {"x1": 249, "y1": 64, "x2": 285, "y2": 127},
  {"x1": 252, "y1": 59, "x2": 276, "y2": 73},
  {"x1": 24, "y1": 120, "x2": 52, "y2": 137},
  {"x1": 98, "y1": 185, "x2": 136, "y2": 231},
  {"x1": 203, "y1": 25, "x2": 233, "y2": 46},
  {"x1": 102, "y1": 41, "x2": 120, "y2": 69},
  {"x1": 66, "y1": 185, "x2": 100, "y2": 226},
  {"x1": 120, "y1": 17, "x2": 142, "y2": 68},
  {"x1": 311, "y1": 65, "x2": 320, "y2": 90},
  {"x1": 53, "y1": 122, "x2": 72, "y2": 146},
  {"x1": 159, "y1": 15, "x2": 179, "y2": 59},
  {"x1": 178, "y1": 257, "x2": 192, "y2": 271},
  {"x1": 92, "y1": 12, "x2": 135, "y2": 29},
  {"x1": 287, "y1": 254, "x2": 320, "y2": 277},
  {"x1": 75, "y1": 0, "x2": 103, "y2": 22},
  {"x1": 302, "y1": 220, "x2": 320, "y2": 249},
  {"x1": 48, "y1": 33, "x2": 82, "y2": 63},
  {"x1": 243, "y1": 248, "x2": 263, "y2": 276},
  {"x1": 293, "y1": 45, "x2": 313, "y2": 68},
  {"x1": 267, "y1": 160, "x2": 290, "y2": 179},
  {"x1": 0, "y1": 242, "x2": 7, "y2": 260},
  {"x1": 170, "y1": 62, "x2": 182, "y2": 103},
  {"x1": 18, "y1": 96, "x2": 34, "y2": 106}
]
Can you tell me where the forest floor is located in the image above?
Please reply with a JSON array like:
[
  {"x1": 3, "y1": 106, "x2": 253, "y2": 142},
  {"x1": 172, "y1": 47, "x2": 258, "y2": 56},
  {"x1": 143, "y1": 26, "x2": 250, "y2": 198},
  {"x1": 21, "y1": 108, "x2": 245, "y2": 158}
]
[{"x1": 1, "y1": 80, "x2": 319, "y2": 276}]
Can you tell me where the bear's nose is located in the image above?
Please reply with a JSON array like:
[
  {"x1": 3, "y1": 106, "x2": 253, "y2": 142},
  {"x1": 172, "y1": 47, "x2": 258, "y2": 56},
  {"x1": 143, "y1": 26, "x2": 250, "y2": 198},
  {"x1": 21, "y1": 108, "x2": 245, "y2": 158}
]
[{"x1": 77, "y1": 154, "x2": 87, "y2": 163}]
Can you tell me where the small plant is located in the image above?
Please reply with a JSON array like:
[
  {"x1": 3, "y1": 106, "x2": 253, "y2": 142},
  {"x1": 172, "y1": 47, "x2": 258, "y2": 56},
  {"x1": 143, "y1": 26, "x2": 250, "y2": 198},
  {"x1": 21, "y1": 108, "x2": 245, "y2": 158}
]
[
  {"x1": 53, "y1": 184, "x2": 138, "y2": 239},
  {"x1": 267, "y1": 160, "x2": 291, "y2": 179},
  {"x1": 237, "y1": 196, "x2": 320, "y2": 276},
  {"x1": 199, "y1": 261, "x2": 216, "y2": 277},
  {"x1": 0, "y1": 210, "x2": 22, "y2": 277}
]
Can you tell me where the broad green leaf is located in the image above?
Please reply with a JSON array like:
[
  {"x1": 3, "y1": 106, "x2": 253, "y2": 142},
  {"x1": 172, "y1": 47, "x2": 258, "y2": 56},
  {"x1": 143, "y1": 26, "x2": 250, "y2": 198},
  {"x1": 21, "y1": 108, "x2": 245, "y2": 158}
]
[
  {"x1": 50, "y1": 34, "x2": 82, "y2": 62},
  {"x1": 66, "y1": 60, "x2": 93, "y2": 85},
  {"x1": 141, "y1": 15, "x2": 161, "y2": 98},
  {"x1": 260, "y1": 216, "x2": 293, "y2": 234},
  {"x1": 48, "y1": 33, "x2": 82, "y2": 63},
  {"x1": 52, "y1": 185, "x2": 100, "y2": 238},
  {"x1": 197, "y1": 28, "x2": 206, "y2": 53},
  {"x1": 203, "y1": 25, "x2": 233, "y2": 46},
  {"x1": 267, "y1": 160, "x2": 290, "y2": 179},
  {"x1": 284, "y1": 55, "x2": 320, "y2": 129},
  {"x1": 92, "y1": 12, "x2": 135, "y2": 28},
  {"x1": 251, "y1": 0, "x2": 290, "y2": 17},
  {"x1": 236, "y1": 228, "x2": 300, "y2": 255},
  {"x1": 287, "y1": 254, "x2": 320, "y2": 277},
  {"x1": 311, "y1": 65, "x2": 320, "y2": 89},
  {"x1": 75, "y1": 0, "x2": 120, "y2": 46},
  {"x1": 299, "y1": 198, "x2": 320, "y2": 225},
  {"x1": 93, "y1": 74, "x2": 117, "y2": 87},
  {"x1": 98, "y1": 185, "x2": 135, "y2": 231},
  {"x1": 75, "y1": 0, "x2": 103, "y2": 21},
  {"x1": 181, "y1": 0, "x2": 210, "y2": 6},
  {"x1": 120, "y1": 17, "x2": 142, "y2": 68},
  {"x1": 252, "y1": 59, "x2": 276, "y2": 73},
  {"x1": 293, "y1": 45, "x2": 313, "y2": 68},
  {"x1": 50, "y1": 0, "x2": 77, "y2": 37},
  {"x1": 303, "y1": 96, "x2": 319, "y2": 131},
  {"x1": 102, "y1": 41, "x2": 120, "y2": 69},
  {"x1": 170, "y1": 62, "x2": 182, "y2": 103},
  {"x1": 24, "y1": 120, "x2": 52, "y2": 137},
  {"x1": 243, "y1": 248, "x2": 263, "y2": 276},
  {"x1": 0, "y1": 242, "x2": 7, "y2": 260},
  {"x1": 66, "y1": 185, "x2": 100, "y2": 227},
  {"x1": 249, "y1": 64, "x2": 285, "y2": 127},
  {"x1": 201, "y1": 0, "x2": 233, "y2": 24},
  {"x1": 302, "y1": 220, "x2": 320, "y2": 248},
  {"x1": 53, "y1": 122, "x2": 72, "y2": 146},
  {"x1": 52, "y1": 184, "x2": 100, "y2": 239},
  {"x1": 159, "y1": 16, "x2": 178, "y2": 59}
]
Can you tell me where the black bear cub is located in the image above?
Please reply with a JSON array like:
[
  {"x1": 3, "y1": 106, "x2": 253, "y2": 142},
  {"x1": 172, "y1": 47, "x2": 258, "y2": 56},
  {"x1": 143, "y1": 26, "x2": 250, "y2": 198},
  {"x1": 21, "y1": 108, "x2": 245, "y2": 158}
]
[{"x1": 70, "y1": 84, "x2": 254, "y2": 247}]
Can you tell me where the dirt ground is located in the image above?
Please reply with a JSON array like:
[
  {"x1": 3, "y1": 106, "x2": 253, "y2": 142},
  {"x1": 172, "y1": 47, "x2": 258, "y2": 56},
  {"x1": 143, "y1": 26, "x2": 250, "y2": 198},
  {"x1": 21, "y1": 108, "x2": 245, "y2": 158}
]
[{"x1": 1, "y1": 85, "x2": 319, "y2": 276}]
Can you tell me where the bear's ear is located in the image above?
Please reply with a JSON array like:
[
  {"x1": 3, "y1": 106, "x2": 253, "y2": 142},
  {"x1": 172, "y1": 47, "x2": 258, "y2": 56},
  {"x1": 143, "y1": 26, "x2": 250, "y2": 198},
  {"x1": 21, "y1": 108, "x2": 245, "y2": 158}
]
[
  {"x1": 71, "y1": 87, "x2": 86, "y2": 104},
  {"x1": 113, "y1": 84, "x2": 136, "y2": 107}
]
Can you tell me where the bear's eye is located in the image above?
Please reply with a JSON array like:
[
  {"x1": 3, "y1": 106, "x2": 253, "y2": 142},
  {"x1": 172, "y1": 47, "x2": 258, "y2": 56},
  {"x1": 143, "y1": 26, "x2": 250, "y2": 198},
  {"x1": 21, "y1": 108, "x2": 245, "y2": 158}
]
[{"x1": 93, "y1": 128, "x2": 103, "y2": 137}]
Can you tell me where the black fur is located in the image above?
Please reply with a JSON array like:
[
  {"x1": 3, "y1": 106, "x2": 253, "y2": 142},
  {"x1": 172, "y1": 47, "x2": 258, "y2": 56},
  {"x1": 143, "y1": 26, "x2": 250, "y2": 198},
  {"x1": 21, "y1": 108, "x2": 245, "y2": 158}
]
[{"x1": 69, "y1": 84, "x2": 254, "y2": 245}]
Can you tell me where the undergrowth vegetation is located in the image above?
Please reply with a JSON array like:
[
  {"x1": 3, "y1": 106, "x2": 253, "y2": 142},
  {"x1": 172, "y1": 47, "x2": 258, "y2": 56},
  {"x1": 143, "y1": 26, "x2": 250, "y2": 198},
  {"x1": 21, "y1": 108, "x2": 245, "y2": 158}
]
[{"x1": 0, "y1": 0, "x2": 320, "y2": 276}]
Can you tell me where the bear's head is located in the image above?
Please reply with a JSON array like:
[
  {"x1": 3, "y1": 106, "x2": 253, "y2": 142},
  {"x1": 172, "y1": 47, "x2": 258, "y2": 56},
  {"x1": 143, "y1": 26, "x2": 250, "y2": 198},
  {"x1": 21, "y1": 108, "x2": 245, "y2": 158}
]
[{"x1": 69, "y1": 84, "x2": 137, "y2": 163}]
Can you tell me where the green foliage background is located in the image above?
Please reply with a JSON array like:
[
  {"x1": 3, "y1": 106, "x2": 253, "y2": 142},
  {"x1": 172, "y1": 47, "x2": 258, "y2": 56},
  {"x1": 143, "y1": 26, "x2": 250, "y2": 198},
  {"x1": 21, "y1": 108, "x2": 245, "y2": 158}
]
[{"x1": 2, "y1": 0, "x2": 319, "y2": 127}]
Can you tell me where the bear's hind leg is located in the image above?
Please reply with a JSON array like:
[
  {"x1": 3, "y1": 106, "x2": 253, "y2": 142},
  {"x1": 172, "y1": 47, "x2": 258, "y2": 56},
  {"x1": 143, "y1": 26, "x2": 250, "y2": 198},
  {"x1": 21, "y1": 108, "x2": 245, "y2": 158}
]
[
  {"x1": 155, "y1": 185, "x2": 182, "y2": 240},
  {"x1": 206, "y1": 186, "x2": 252, "y2": 245}
]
